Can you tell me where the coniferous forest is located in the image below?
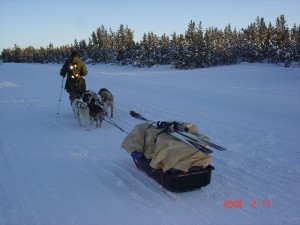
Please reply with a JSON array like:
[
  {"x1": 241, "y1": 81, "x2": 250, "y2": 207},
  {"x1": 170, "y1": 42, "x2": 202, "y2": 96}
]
[{"x1": 1, "y1": 15, "x2": 300, "y2": 69}]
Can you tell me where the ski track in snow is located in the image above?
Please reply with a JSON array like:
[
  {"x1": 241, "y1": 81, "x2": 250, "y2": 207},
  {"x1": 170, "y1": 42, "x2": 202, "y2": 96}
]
[{"x1": 0, "y1": 63, "x2": 300, "y2": 225}]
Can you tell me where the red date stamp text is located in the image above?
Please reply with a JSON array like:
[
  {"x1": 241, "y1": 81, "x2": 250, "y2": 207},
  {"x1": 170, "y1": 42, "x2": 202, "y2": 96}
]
[{"x1": 224, "y1": 200, "x2": 271, "y2": 208}]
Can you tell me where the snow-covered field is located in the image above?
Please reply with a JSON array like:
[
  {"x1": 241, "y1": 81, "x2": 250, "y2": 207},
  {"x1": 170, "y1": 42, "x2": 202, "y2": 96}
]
[{"x1": 0, "y1": 62, "x2": 299, "y2": 225}]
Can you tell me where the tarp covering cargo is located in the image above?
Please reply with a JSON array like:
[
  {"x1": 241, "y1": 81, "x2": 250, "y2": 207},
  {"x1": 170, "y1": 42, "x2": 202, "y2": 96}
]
[{"x1": 121, "y1": 123, "x2": 212, "y2": 172}]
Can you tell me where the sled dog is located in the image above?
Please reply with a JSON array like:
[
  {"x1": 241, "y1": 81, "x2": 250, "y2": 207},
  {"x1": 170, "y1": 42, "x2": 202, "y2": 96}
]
[
  {"x1": 82, "y1": 90, "x2": 99, "y2": 105},
  {"x1": 98, "y1": 88, "x2": 114, "y2": 118},
  {"x1": 71, "y1": 99, "x2": 90, "y2": 128},
  {"x1": 88, "y1": 98, "x2": 104, "y2": 128}
]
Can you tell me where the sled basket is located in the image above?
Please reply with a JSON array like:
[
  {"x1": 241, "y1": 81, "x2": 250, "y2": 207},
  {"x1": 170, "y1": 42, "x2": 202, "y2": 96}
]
[{"x1": 132, "y1": 154, "x2": 214, "y2": 192}]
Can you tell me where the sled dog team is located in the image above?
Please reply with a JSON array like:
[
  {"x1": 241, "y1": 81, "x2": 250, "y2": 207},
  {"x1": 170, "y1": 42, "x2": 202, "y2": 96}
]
[
  {"x1": 72, "y1": 88, "x2": 114, "y2": 128},
  {"x1": 59, "y1": 50, "x2": 114, "y2": 129}
]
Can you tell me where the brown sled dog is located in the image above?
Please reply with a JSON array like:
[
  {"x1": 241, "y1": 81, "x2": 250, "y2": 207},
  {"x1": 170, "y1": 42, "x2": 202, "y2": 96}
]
[{"x1": 98, "y1": 88, "x2": 114, "y2": 118}]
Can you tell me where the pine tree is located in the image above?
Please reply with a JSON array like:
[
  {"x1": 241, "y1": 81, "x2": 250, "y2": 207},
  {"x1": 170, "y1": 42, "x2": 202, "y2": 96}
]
[
  {"x1": 158, "y1": 33, "x2": 170, "y2": 65},
  {"x1": 290, "y1": 24, "x2": 300, "y2": 63},
  {"x1": 274, "y1": 15, "x2": 290, "y2": 63},
  {"x1": 12, "y1": 44, "x2": 22, "y2": 63},
  {"x1": 184, "y1": 20, "x2": 197, "y2": 68},
  {"x1": 115, "y1": 24, "x2": 126, "y2": 64},
  {"x1": 256, "y1": 17, "x2": 269, "y2": 62},
  {"x1": 123, "y1": 25, "x2": 135, "y2": 65},
  {"x1": 195, "y1": 21, "x2": 205, "y2": 67},
  {"x1": 79, "y1": 40, "x2": 88, "y2": 62}
]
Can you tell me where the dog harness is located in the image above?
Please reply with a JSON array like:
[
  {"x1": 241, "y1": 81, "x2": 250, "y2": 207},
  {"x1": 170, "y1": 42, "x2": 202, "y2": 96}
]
[{"x1": 76, "y1": 101, "x2": 87, "y2": 109}]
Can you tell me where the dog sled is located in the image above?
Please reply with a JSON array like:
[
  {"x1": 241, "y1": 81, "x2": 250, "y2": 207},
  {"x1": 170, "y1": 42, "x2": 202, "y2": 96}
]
[
  {"x1": 121, "y1": 123, "x2": 215, "y2": 192},
  {"x1": 131, "y1": 151, "x2": 214, "y2": 192}
]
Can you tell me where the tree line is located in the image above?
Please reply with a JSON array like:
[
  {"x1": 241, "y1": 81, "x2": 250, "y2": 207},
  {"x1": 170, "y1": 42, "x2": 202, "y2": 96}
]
[{"x1": 1, "y1": 15, "x2": 299, "y2": 69}]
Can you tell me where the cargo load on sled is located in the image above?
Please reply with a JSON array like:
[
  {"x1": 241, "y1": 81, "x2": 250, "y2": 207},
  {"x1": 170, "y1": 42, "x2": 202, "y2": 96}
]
[{"x1": 121, "y1": 122, "x2": 215, "y2": 192}]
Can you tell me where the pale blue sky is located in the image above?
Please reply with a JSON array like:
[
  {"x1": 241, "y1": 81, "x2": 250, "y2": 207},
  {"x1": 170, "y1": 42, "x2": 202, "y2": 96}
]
[{"x1": 0, "y1": 0, "x2": 299, "y2": 51}]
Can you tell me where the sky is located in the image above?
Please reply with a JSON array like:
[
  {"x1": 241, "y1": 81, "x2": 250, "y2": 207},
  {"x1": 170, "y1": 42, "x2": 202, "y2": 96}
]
[{"x1": 0, "y1": 0, "x2": 300, "y2": 51}]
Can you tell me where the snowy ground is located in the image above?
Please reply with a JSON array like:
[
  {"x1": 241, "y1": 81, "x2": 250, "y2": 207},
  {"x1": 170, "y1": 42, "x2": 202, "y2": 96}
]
[{"x1": 0, "y1": 62, "x2": 300, "y2": 225}]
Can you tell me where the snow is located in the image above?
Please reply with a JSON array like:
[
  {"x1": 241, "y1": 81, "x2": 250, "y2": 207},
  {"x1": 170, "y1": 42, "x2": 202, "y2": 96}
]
[{"x1": 0, "y1": 62, "x2": 300, "y2": 225}]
